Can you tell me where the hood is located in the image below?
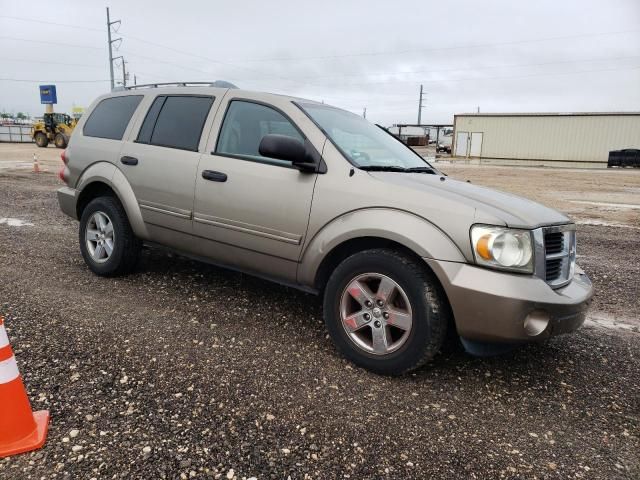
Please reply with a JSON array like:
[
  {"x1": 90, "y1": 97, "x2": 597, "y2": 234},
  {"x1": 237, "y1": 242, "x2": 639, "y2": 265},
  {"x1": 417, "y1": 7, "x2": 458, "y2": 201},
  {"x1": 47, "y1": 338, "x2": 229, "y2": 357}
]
[{"x1": 368, "y1": 172, "x2": 570, "y2": 229}]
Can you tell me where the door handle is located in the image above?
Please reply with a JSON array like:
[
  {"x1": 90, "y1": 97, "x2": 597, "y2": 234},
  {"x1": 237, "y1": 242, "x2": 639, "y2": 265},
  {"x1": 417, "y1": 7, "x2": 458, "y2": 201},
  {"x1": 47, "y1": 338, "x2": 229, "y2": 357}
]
[
  {"x1": 120, "y1": 156, "x2": 138, "y2": 166},
  {"x1": 202, "y1": 170, "x2": 227, "y2": 182}
]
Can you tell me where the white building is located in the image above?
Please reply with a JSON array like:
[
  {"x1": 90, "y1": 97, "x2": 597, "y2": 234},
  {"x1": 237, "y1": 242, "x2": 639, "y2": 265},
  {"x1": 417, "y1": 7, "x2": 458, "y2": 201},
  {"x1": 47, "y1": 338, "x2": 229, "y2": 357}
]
[{"x1": 452, "y1": 112, "x2": 640, "y2": 166}]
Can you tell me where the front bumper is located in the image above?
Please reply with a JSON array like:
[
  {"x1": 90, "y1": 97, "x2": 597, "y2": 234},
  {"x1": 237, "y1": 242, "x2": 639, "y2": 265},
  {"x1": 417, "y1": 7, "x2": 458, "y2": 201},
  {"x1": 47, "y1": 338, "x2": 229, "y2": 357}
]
[
  {"x1": 57, "y1": 187, "x2": 78, "y2": 220},
  {"x1": 426, "y1": 259, "x2": 593, "y2": 343}
]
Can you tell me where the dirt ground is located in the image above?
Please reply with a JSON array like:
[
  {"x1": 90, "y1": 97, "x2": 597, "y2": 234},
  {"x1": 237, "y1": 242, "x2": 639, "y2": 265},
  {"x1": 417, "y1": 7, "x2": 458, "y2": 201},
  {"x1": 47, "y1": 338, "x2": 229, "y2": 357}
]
[{"x1": 0, "y1": 143, "x2": 638, "y2": 479}]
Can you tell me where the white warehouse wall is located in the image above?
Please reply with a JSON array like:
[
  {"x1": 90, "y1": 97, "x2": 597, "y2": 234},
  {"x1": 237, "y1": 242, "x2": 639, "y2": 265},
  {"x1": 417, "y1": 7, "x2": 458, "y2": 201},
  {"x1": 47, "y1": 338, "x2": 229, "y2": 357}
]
[{"x1": 453, "y1": 113, "x2": 640, "y2": 163}]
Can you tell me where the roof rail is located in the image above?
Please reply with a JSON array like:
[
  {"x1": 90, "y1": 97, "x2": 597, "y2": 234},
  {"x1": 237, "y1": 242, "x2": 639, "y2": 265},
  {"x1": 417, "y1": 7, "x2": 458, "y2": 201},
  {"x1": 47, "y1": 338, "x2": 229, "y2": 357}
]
[{"x1": 125, "y1": 81, "x2": 238, "y2": 90}]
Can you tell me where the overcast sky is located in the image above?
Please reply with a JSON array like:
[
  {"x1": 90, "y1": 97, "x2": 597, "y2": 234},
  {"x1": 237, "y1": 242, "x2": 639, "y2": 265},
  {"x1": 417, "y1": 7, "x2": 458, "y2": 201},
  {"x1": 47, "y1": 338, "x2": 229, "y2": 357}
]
[{"x1": 1, "y1": 0, "x2": 639, "y2": 125}]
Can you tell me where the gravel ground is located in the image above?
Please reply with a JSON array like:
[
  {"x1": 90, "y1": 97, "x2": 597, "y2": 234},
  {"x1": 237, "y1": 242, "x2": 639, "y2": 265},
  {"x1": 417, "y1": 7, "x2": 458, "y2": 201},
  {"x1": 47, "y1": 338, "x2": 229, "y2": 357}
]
[{"x1": 0, "y1": 171, "x2": 638, "y2": 479}]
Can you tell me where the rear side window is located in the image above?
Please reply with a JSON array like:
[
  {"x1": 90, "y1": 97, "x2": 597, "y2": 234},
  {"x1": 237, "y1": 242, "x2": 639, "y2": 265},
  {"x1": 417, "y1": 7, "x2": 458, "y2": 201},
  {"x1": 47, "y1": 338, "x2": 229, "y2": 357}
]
[
  {"x1": 137, "y1": 96, "x2": 214, "y2": 151},
  {"x1": 83, "y1": 95, "x2": 143, "y2": 140},
  {"x1": 136, "y1": 96, "x2": 165, "y2": 144}
]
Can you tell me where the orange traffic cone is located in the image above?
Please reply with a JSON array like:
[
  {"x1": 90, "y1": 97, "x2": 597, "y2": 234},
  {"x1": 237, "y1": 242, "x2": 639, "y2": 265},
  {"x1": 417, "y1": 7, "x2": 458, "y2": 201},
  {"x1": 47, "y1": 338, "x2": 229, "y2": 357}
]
[
  {"x1": 32, "y1": 154, "x2": 41, "y2": 174},
  {"x1": 0, "y1": 316, "x2": 49, "y2": 458}
]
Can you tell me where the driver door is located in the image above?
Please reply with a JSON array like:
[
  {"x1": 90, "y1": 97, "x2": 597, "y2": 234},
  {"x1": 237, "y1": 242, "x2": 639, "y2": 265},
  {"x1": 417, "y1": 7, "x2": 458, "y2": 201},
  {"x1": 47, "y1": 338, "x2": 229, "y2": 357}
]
[{"x1": 193, "y1": 97, "x2": 317, "y2": 272}]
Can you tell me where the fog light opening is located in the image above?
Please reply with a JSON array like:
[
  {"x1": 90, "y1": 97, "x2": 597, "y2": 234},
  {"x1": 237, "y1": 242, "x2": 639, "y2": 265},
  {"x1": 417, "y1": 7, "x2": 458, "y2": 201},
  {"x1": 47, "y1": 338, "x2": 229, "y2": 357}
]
[{"x1": 524, "y1": 311, "x2": 550, "y2": 337}]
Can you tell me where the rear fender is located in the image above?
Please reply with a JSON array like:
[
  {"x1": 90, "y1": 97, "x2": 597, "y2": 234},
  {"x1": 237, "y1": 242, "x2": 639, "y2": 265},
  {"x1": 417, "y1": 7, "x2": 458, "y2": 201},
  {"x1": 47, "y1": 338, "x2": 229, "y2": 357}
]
[{"x1": 76, "y1": 162, "x2": 149, "y2": 240}]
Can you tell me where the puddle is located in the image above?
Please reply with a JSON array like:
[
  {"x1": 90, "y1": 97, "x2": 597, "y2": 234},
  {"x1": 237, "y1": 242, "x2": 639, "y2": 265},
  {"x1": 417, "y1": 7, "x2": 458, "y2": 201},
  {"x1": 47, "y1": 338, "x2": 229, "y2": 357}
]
[
  {"x1": 0, "y1": 162, "x2": 34, "y2": 170},
  {"x1": 585, "y1": 313, "x2": 639, "y2": 333},
  {"x1": 0, "y1": 217, "x2": 34, "y2": 227},
  {"x1": 570, "y1": 200, "x2": 640, "y2": 210},
  {"x1": 576, "y1": 219, "x2": 640, "y2": 230}
]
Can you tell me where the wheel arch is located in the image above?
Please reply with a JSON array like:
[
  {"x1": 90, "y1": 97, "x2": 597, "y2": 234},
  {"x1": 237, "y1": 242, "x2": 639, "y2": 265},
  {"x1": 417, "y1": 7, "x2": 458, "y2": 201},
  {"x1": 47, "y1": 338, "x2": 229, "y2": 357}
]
[
  {"x1": 298, "y1": 208, "x2": 466, "y2": 291},
  {"x1": 75, "y1": 162, "x2": 149, "y2": 240}
]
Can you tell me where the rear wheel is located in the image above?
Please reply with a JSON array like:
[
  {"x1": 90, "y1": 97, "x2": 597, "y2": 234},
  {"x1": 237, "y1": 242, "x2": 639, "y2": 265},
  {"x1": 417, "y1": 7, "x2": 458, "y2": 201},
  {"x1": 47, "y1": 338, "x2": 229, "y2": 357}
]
[
  {"x1": 323, "y1": 248, "x2": 450, "y2": 375},
  {"x1": 79, "y1": 196, "x2": 141, "y2": 276},
  {"x1": 54, "y1": 133, "x2": 68, "y2": 149},
  {"x1": 34, "y1": 132, "x2": 48, "y2": 148}
]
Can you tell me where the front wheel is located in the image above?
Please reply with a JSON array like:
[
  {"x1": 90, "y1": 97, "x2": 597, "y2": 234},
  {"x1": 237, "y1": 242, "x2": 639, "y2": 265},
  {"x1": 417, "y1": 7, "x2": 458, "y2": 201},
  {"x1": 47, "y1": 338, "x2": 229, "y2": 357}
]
[
  {"x1": 34, "y1": 132, "x2": 48, "y2": 148},
  {"x1": 54, "y1": 133, "x2": 68, "y2": 149},
  {"x1": 79, "y1": 196, "x2": 141, "y2": 276},
  {"x1": 323, "y1": 249, "x2": 450, "y2": 375}
]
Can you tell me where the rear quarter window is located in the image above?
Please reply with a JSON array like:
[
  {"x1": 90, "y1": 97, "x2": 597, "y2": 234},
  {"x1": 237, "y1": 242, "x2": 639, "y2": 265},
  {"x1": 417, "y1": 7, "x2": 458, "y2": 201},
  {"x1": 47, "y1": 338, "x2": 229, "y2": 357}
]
[{"x1": 83, "y1": 95, "x2": 143, "y2": 140}]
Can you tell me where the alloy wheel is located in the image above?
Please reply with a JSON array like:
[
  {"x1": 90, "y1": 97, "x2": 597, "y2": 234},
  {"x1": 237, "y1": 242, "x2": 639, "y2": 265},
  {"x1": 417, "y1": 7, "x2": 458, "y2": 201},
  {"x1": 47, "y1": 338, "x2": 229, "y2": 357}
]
[
  {"x1": 339, "y1": 273, "x2": 413, "y2": 355},
  {"x1": 85, "y1": 211, "x2": 114, "y2": 263}
]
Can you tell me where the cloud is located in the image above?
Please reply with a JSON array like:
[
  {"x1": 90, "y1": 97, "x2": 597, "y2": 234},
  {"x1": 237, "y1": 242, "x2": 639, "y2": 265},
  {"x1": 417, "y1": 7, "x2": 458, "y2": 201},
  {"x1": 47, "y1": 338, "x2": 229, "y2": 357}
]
[{"x1": 1, "y1": 0, "x2": 639, "y2": 125}]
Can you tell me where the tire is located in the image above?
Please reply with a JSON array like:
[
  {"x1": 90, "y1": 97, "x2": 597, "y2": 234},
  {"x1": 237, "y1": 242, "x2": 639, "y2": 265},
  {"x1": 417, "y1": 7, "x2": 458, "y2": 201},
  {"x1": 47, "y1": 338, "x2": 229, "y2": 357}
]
[
  {"x1": 323, "y1": 248, "x2": 450, "y2": 375},
  {"x1": 54, "y1": 133, "x2": 68, "y2": 149},
  {"x1": 34, "y1": 132, "x2": 48, "y2": 148},
  {"x1": 79, "y1": 196, "x2": 141, "y2": 276}
]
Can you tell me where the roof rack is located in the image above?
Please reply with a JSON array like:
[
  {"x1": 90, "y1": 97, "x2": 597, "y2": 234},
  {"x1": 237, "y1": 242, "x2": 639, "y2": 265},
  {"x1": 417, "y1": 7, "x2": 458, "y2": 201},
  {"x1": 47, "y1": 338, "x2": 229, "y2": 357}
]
[{"x1": 125, "y1": 81, "x2": 238, "y2": 90}]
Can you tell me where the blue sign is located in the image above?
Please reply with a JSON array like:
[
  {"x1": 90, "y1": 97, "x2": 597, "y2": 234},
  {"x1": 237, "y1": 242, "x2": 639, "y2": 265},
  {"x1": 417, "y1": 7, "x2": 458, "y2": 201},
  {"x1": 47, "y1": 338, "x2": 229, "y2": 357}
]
[{"x1": 39, "y1": 85, "x2": 57, "y2": 104}]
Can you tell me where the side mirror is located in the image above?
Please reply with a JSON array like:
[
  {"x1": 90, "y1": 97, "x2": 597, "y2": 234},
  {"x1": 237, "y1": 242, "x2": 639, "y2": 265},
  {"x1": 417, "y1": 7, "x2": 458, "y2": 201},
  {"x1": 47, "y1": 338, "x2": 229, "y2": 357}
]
[
  {"x1": 259, "y1": 134, "x2": 305, "y2": 162},
  {"x1": 258, "y1": 134, "x2": 319, "y2": 172}
]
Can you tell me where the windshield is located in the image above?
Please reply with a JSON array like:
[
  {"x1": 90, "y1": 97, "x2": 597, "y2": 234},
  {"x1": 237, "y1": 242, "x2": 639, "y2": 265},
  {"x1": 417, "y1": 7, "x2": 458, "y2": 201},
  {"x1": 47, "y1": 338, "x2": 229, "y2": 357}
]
[{"x1": 299, "y1": 103, "x2": 433, "y2": 170}]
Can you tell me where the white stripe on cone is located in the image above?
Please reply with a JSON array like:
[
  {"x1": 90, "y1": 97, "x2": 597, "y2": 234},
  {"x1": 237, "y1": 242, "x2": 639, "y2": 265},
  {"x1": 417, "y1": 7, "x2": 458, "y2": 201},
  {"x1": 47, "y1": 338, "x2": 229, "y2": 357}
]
[
  {"x1": 0, "y1": 324, "x2": 9, "y2": 349},
  {"x1": 0, "y1": 355, "x2": 20, "y2": 384}
]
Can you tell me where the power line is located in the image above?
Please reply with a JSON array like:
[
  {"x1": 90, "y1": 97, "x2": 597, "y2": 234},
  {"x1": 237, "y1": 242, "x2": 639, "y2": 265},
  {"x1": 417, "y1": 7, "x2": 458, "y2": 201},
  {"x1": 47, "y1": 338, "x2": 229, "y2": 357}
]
[
  {"x1": 0, "y1": 15, "x2": 103, "y2": 32},
  {"x1": 0, "y1": 57, "x2": 103, "y2": 68},
  {"x1": 238, "y1": 29, "x2": 640, "y2": 63},
  {"x1": 299, "y1": 55, "x2": 640, "y2": 81},
  {"x1": 4, "y1": 15, "x2": 638, "y2": 65},
  {"x1": 0, "y1": 36, "x2": 103, "y2": 50},
  {"x1": 0, "y1": 78, "x2": 109, "y2": 83},
  {"x1": 318, "y1": 63, "x2": 640, "y2": 88},
  {"x1": 116, "y1": 30, "x2": 318, "y2": 87}
]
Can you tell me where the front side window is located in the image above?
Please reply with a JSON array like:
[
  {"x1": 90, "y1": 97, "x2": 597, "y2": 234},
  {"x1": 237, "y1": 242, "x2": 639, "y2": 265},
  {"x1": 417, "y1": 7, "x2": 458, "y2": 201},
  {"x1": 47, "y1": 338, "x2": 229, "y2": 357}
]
[
  {"x1": 216, "y1": 100, "x2": 304, "y2": 165},
  {"x1": 300, "y1": 102, "x2": 432, "y2": 170},
  {"x1": 138, "y1": 95, "x2": 214, "y2": 151},
  {"x1": 83, "y1": 95, "x2": 143, "y2": 140}
]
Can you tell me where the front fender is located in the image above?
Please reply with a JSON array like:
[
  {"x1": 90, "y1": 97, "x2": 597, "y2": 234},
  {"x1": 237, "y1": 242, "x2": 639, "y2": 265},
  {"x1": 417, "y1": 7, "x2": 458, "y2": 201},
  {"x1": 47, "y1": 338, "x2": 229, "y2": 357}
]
[
  {"x1": 76, "y1": 162, "x2": 149, "y2": 240},
  {"x1": 297, "y1": 208, "x2": 466, "y2": 286}
]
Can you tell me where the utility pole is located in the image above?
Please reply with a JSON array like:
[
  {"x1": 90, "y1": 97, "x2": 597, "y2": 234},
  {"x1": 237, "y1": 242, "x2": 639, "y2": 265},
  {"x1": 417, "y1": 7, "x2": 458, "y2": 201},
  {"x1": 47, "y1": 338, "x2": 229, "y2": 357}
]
[
  {"x1": 362, "y1": 107, "x2": 367, "y2": 119},
  {"x1": 134, "y1": 74, "x2": 137, "y2": 86},
  {"x1": 417, "y1": 84, "x2": 426, "y2": 125},
  {"x1": 122, "y1": 59, "x2": 128, "y2": 87},
  {"x1": 106, "y1": 7, "x2": 121, "y2": 91},
  {"x1": 112, "y1": 56, "x2": 127, "y2": 87}
]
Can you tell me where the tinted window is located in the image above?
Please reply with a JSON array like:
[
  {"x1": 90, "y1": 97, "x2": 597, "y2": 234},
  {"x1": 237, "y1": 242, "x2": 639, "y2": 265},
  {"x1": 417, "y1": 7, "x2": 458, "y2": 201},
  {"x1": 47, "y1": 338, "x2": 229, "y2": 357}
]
[
  {"x1": 83, "y1": 95, "x2": 143, "y2": 140},
  {"x1": 216, "y1": 101, "x2": 303, "y2": 165},
  {"x1": 149, "y1": 96, "x2": 214, "y2": 151},
  {"x1": 136, "y1": 96, "x2": 166, "y2": 144}
]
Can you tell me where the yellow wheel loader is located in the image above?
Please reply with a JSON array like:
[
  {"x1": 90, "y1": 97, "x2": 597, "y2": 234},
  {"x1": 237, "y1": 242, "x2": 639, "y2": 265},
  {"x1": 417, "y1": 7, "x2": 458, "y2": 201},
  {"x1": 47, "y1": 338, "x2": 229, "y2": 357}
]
[{"x1": 32, "y1": 113, "x2": 77, "y2": 148}]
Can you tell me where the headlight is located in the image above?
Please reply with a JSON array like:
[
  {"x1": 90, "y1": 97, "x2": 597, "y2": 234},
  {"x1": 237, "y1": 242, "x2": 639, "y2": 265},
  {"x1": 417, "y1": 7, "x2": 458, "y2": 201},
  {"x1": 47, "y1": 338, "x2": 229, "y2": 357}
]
[{"x1": 470, "y1": 225, "x2": 534, "y2": 273}]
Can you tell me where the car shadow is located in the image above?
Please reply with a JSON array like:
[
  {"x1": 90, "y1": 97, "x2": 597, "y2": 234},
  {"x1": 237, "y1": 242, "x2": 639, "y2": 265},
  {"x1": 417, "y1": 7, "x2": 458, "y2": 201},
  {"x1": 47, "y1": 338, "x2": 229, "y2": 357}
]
[{"x1": 137, "y1": 245, "x2": 594, "y2": 388}]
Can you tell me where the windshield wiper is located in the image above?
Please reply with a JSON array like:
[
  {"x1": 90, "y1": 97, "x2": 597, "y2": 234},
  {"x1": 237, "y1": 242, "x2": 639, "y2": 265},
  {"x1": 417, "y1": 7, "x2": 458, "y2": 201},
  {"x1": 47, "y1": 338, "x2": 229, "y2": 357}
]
[
  {"x1": 359, "y1": 165, "x2": 437, "y2": 174},
  {"x1": 359, "y1": 165, "x2": 408, "y2": 172},
  {"x1": 405, "y1": 166, "x2": 437, "y2": 174}
]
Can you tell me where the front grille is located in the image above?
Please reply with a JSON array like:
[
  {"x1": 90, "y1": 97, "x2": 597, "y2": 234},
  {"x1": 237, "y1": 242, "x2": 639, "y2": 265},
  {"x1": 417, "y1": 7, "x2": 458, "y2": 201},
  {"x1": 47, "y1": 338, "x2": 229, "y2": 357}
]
[
  {"x1": 544, "y1": 231, "x2": 564, "y2": 255},
  {"x1": 545, "y1": 258, "x2": 563, "y2": 281},
  {"x1": 540, "y1": 226, "x2": 576, "y2": 288},
  {"x1": 544, "y1": 231, "x2": 565, "y2": 282}
]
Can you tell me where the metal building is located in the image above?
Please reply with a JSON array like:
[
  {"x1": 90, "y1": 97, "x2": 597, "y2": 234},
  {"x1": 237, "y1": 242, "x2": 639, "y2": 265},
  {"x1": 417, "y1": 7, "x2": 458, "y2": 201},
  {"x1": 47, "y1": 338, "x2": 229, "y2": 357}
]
[{"x1": 452, "y1": 112, "x2": 640, "y2": 166}]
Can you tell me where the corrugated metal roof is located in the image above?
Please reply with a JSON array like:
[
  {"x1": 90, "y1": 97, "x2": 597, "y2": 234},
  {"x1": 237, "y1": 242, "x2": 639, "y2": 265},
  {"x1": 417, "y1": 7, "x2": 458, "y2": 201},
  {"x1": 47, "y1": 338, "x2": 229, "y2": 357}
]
[{"x1": 455, "y1": 111, "x2": 640, "y2": 117}]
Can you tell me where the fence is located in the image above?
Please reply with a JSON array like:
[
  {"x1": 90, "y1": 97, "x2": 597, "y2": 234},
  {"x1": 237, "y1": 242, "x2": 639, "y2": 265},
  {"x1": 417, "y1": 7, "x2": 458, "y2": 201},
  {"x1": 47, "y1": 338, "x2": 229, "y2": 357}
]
[{"x1": 0, "y1": 125, "x2": 33, "y2": 143}]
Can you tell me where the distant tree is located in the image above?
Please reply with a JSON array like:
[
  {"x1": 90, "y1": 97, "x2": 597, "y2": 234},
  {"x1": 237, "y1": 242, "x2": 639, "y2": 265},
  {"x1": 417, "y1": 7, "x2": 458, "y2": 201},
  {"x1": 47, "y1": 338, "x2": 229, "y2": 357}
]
[
  {"x1": 16, "y1": 112, "x2": 27, "y2": 120},
  {"x1": 0, "y1": 112, "x2": 11, "y2": 120}
]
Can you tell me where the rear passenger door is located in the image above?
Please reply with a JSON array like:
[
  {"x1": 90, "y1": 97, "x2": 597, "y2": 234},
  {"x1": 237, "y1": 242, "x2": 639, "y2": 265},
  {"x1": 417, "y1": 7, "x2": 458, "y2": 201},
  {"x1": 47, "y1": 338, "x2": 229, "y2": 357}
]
[{"x1": 119, "y1": 94, "x2": 217, "y2": 233}]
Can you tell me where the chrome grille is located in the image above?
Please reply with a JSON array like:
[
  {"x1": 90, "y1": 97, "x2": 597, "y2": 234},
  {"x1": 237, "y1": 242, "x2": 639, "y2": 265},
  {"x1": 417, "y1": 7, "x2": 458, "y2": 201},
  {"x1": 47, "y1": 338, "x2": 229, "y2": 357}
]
[
  {"x1": 544, "y1": 231, "x2": 565, "y2": 282},
  {"x1": 533, "y1": 225, "x2": 576, "y2": 288}
]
